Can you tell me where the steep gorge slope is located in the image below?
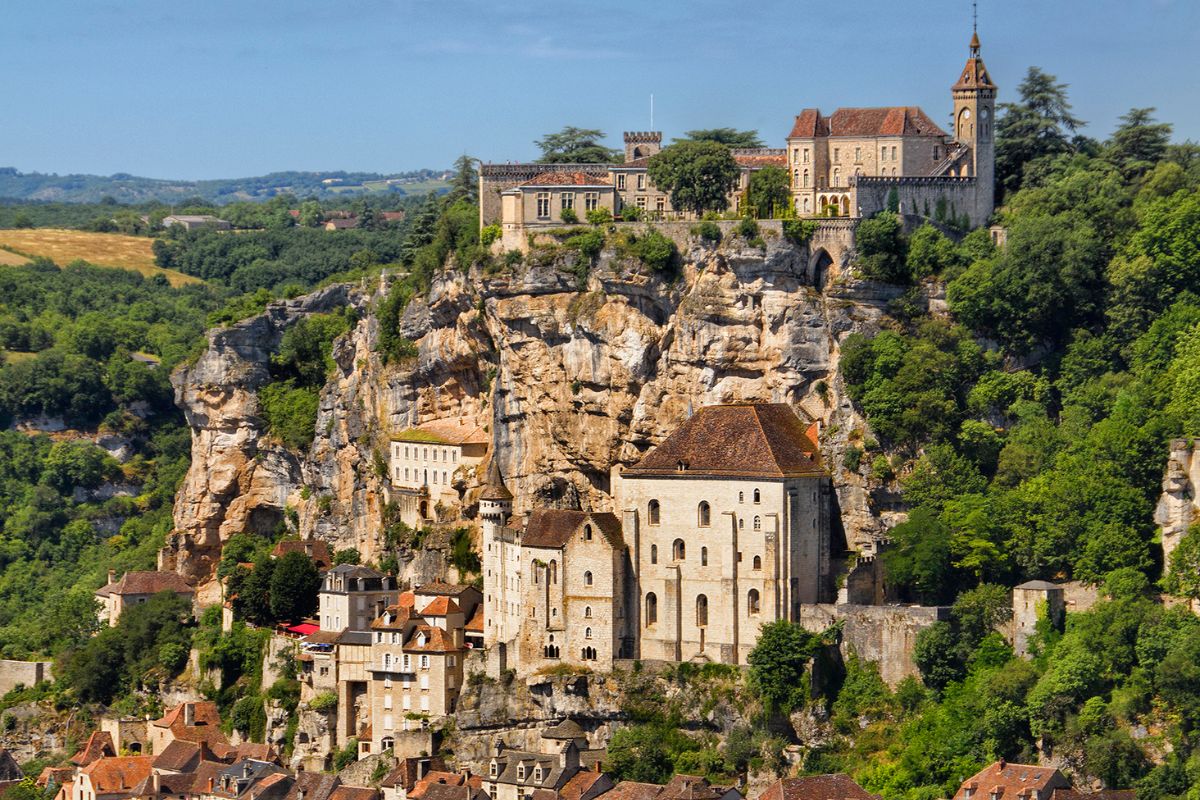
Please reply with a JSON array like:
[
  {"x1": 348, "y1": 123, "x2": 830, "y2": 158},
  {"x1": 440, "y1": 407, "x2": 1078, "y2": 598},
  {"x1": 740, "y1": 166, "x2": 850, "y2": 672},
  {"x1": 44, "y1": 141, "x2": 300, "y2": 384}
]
[{"x1": 166, "y1": 234, "x2": 918, "y2": 592}]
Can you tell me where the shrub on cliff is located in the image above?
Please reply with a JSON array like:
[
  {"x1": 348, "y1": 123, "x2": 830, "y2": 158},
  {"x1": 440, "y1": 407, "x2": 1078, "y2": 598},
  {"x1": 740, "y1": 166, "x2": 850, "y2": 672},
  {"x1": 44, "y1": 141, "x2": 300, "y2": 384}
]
[
  {"x1": 747, "y1": 619, "x2": 823, "y2": 714},
  {"x1": 632, "y1": 229, "x2": 677, "y2": 272},
  {"x1": 258, "y1": 380, "x2": 319, "y2": 451}
]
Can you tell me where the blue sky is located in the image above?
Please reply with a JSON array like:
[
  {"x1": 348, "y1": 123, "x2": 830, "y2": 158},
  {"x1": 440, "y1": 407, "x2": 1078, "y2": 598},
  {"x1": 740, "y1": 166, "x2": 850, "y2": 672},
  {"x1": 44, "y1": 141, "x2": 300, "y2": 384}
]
[{"x1": 2, "y1": 0, "x2": 1197, "y2": 179}]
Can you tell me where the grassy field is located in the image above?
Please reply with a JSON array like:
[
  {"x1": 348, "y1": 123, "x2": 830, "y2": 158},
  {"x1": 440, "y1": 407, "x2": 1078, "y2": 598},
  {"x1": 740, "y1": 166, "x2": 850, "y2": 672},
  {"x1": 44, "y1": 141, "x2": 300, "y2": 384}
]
[
  {"x1": 0, "y1": 229, "x2": 201, "y2": 286},
  {"x1": 0, "y1": 249, "x2": 29, "y2": 266}
]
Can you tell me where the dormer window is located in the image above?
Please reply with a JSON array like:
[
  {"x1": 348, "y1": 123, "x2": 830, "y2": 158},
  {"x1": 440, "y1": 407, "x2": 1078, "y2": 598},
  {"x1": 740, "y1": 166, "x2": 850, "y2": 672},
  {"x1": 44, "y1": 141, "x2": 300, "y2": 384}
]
[
  {"x1": 517, "y1": 765, "x2": 526, "y2": 781},
  {"x1": 490, "y1": 763, "x2": 498, "y2": 778},
  {"x1": 534, "y1": 768, "x2": 543, "y2": 783}
]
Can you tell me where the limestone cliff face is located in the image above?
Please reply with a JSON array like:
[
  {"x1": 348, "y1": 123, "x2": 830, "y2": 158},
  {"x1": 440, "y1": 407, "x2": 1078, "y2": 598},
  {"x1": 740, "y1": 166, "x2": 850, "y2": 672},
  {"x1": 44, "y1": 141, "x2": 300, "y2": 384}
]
[
  {"x1": 1157, "y1": 438, "x2": 1200, "y2": 571},
  {"x1": 168, "y1": 234, "x2": 908, "y2": 592}
]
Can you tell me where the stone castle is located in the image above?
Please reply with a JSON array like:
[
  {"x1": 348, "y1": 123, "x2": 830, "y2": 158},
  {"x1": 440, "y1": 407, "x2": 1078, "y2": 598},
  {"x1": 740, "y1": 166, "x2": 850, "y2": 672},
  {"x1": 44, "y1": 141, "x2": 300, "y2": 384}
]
[{"x1": 479, "y1": 32, "x2": 996, "y2": 245}]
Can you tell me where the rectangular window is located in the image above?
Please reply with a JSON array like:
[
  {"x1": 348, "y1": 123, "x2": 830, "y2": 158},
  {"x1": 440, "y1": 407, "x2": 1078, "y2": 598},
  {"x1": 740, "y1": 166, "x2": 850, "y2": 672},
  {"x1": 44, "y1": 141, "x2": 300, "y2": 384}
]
[
  {"x1": 560, "y1": 192, "x2": 574, "y2": 210},
  {"x1": 536, "y1": 192, "x2": 551, "y2": 219},
  {"x1": 617, "y1": 174, "x2": 626, "y2": 190},
  {"x1": 448, "y1": 655, "x2": 456, "y2": 666},
  {"x1": 420, "y1": 655, "x2": 429, "y2": 669},
  {"x1": 655, "y1": 196, "x2": 665, "y2": 212},
  {"x1": 881, "y1": 148, "x2": 886, "y2": 161},
  {"x1": 402, "y1": 654, "x2": 410, "y2": 670},
  {"x1": 384, "y1": 713, "x2": 393, "y2": 730},
  {"x1": 636, "y1": 174, "x2": 646, "y2": 191},
  {"x1": 833, "y1": 148, "x2": 840, "y2": 163},
  {"x1": 854, "y1": 147, "x2": 861, "y2": 162},
  {"x1": 584, "y1": 192, "x2": 599, "y2": 211},
  {"x1": 803, "y1": 149, "x2": 810, "y2": 163},
  {"x1": 636, "y1": 196, "x2": 647, "y2": 209},
  {"x1": 403, "y1": 695, "x2": 411, "y2": 710},
  {"x1": 891, "y1": 146, "x2": 897, "y2": 160},
  {"x1": 384, "y1": 694, "x2": 393, "y2": 709},
  {"x1": 792, "y1": 148, "x2": 799, "y2": 163}
]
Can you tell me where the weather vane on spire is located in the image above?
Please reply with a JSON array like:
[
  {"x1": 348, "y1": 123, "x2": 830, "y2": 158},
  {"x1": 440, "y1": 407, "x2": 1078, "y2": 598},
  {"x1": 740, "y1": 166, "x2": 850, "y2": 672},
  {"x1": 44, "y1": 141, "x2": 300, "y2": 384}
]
[{"x1": 972, "y1": 0, "x2": 978, "y2": 33}]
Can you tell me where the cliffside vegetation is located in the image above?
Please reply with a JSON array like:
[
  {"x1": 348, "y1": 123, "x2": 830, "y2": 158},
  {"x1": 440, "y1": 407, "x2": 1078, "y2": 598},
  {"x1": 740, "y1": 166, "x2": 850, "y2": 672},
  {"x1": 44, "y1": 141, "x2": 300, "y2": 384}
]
[{"x1": 826, "y1": 75, "x2": 1200, "y2": 798}]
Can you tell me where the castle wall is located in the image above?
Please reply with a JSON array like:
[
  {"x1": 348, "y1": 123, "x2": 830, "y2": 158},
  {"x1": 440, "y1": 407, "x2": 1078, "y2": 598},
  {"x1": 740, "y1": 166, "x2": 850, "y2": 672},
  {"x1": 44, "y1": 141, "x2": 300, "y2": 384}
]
[
  {"x1": 0, "y1": 659, "x2": 52, "y2": 696},
  {"x1": 798, "y1": 603, "x2": 949, "y2": 687},
  {"x1": 854, "y1": 177, "x2": 984, "y2": 227}
]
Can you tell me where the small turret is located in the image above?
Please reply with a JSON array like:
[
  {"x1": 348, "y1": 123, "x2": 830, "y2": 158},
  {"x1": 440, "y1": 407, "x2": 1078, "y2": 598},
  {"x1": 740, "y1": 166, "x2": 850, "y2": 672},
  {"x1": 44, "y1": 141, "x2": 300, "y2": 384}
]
[{"x1": 479, "y1": 457, "x2": 513, "y2": 526}]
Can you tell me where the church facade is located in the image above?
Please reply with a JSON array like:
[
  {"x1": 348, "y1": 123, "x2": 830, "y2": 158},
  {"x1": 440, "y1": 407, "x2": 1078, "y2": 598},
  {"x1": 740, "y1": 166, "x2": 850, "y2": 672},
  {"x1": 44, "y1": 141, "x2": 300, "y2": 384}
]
[{"x1": 481, "y1": 403, "x2": 833, "y2": 675}]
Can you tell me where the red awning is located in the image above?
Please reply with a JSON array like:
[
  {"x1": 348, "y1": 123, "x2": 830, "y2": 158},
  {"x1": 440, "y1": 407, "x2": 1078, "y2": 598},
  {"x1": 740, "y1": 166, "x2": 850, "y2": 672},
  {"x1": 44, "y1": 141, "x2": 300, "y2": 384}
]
[{"x1": 286, "y1": 623, "x2": 320, "y2": 636}]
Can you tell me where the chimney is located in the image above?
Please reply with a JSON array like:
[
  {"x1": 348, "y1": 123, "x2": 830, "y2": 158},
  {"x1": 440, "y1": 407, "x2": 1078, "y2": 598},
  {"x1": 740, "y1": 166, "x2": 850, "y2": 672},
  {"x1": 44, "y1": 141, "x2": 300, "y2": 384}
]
[
  {"x1": 108, "y1": 569, "x2": 117, "y2": 585},
  {"x1": 183, "y1": 702, "x2": 195, "y2": 727},
  {"x1": 998, "y1": 758, "x2": 1007, "y2": 770},
  {"x1": 151, "y1": 773, "x2": 160, "y2": 794}
]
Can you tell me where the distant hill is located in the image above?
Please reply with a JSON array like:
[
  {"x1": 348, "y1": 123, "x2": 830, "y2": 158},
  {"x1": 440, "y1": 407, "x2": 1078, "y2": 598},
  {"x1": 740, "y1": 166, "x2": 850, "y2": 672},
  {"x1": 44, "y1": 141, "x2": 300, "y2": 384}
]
[{"x1": 0, "y1": 167, "x2": 450, "y2": 204}]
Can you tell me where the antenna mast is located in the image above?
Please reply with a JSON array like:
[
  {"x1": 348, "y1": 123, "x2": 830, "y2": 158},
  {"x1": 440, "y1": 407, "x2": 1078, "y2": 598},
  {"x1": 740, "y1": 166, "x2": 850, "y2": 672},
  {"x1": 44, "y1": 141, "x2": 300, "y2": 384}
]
[
  {"x1": 650, "y1": 94, "x2": 654, "y2": 130},
  {"x1": 972, "y1": 0, "x2": 977, "y2": 33}
]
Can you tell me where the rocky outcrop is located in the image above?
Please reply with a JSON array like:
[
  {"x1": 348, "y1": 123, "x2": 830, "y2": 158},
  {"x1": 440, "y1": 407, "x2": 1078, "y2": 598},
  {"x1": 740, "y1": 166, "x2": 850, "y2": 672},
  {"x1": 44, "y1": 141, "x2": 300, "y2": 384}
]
[
  {"x1": 1157, "y1": 438, "x2": 1199, "y2": 571},
  {"x1": 169, "y1": 234, "x2": 910, "y2": 592}
]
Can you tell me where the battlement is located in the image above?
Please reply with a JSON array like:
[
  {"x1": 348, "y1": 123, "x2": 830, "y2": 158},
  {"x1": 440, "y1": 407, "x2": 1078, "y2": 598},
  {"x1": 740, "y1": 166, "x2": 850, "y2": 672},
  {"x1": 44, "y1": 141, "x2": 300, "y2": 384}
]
[
  {"x1": 731, "y1": 147, "x2": 786, "y2": 156},
  {"x1": 853, "y1": 175, "x2": 975, "y2": 187},
  {"x1": 480, "y1": 162, "x2": 607, "y2": 180},
  {"x1": 623, "y1": 131, "x2": 662, "y2": 143}
]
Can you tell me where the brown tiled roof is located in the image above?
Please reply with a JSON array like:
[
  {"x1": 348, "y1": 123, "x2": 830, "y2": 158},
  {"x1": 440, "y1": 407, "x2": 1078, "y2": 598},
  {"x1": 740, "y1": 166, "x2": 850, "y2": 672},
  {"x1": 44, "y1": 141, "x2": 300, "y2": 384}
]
[
  {"x1": 733, "y1": 153, "x2": 787, "y2": 169},
  {"x1": 624, "y1": 403, "x2": 824, "y2": 478},
  {"x1": 659, "y1": 776, "x2": 728, "y2": 800},
  {"x1": 37, "y1": 768, "x2": 74, "y2": 789},
  {"x1": 415, "y1": 583, "x2": 476, "y2": 597},
  {"x1": 480, "y1": 458, "x2": 513, "y2": 501},
  {"x1": 542, "y1": 719, "x2": 586, "y2": 740},
  {"x1": 380, "y1": 759, "x2": 448, "y2": 791},
  {"x1": 604, "y1": 783, "x2": 663, "y2": 800},
  {"x1": 304, "y1": 630, "x2": 342, "y2": 645},
  {"x1": 409, "y1": 772, "x2": 465, "y2": 799},
  {"x1": 215, "y1": 743, "x2": 279, "y2": 765},
  {"x1": 190, "y1": 761, "x2": 228, "y2": 797},
  {"x1": 521, "y1": 172, "x2": 612, "y2": 187},
  {"x1": 81, "y1": 756, "x2": 154, "y2": 793},
  {"x1": 151, "y1": 702, "x2": 229, "y2": 748},
  {"x1": 521, "y1": 510, "x2": 623, "y2": 550},
  {"x1": 96, "y1": 571, "x2": 193, "y2": 598},
  {"x1": 788, "y1": 107, "x2": 947, "y2": 139},
  {"x1": 953, "y1": 35, "x2": 997, "y2": 91},
  {"x1": 403, "y1": 625, "x2": 460, "y2": 653},
  {"x1": 393, "y1": 419, "x2": 489, "y2": 446},
  {"x1": 611, "y1": 158, "x2": 651, "y2": 170},
  {"x1": 284, "y1": 773, "x2": 341, "y2": 800},
  {"x1": 420, "y1": 596, "x2": 461, "y2": 616},
  {"x1": 372, "y1": 604, "x2": 413, "y2": 630},
  {"x1": 559, "y1": 771, "x2": 608, "y2": 800},
  {"x1": 72, "y1": 731, "x2": 117, "y2": 766},
  {"x1": 953, "y1": 762, "x2": 1070, "y2": 800},
  {"x1": 419, "y1": 785, "x2": 487, "y2": 800},
  {"x1": 759, "y1": 775, "x2": 880, "y2": 800},
  {"x1": 1051, "y1": 791, "x2": 1136, "y2": 800},
  {"x1": 271, "y1": 540, "x2": 332, "y2": 569},
  {"x1": 329, "y1": 788, "x2": 379, "y2": 800},
  {"x1": 152, "y1": 739, "x2": 205, "y2": 772},
  {"x1": 465, "y1": 605, "x2": 484, "y2": 632}
]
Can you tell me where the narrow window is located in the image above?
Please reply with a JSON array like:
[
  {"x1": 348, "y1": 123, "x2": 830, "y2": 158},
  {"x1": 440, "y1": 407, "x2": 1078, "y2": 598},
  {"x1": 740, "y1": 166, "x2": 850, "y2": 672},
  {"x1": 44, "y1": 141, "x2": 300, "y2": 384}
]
[
  {"x1": 803, "y1": 169, "x2": 809, "y2": 188},
  {"x1": 833, "y1": 148, "x2": 840, "y2": 163},
  {"x1": 584, "y1": 571, "x2": 593, "y2": 587},
  {"x1": 753, "y1": 488, "x2": 761, "y2": 504},
  {"x1": 698, "y1": 502, "x2": 711, "y2": 527},
  {"x1": 854, "y1": 147, "x2": 861, "y2": 162},
  {"x1": 673, "y1": 539, "x2": 686, "y2": 561},
  {"x1": 701, "y1": 547, "x2": 708, "y2": 566},
  {"x1": 585, "y1": 606, "x2": 592, "y2": 618},
  {"x1": 891, "y1": 146, "x2": 897, "y2": 160},
  {"x1": 560, "y1": 192, "x2": 574, "y2": 210},
  {"x1": 536, "y1": 192, "x2": 551, "y2": 218},
  {"x1": 753, "y1": 516, "x2": 762, "y2": 531},
  {"x1": 646, "y1": 593, "x2": 658, "y2": 625},
  {"x1": 696, "y1": 595, "x2": 708, "y2": 627},
  {"x1": 617, "y1": 174, "x2": 626, "y2": 190},
  {"x1": 650, "y1": 544, "x2": 658, "y2": 564},
  {"x1": 748, "y1": 589, "x2": 760, "y2": 615},
  {"x1": 738, "y1": 491, "x2": 744, "y2": 504},
  {"x1": 636, "y1": 174, "x2": 646, "y2": 191},
  {"x1": 753, "y1": 555, "x2": 762, "y2": 571},
  {"x1": 803, "y1": 148, "x2": 810, "y2": 163},
  {"x1": 648, "y1": 500, "x2": 660, "y2": 525},
  {"x1": 583, "y1": 524, "x2": 593, "y2": 541},
  {"x1": 585, "y1": 627, "x2": 592, "y2": 639}
]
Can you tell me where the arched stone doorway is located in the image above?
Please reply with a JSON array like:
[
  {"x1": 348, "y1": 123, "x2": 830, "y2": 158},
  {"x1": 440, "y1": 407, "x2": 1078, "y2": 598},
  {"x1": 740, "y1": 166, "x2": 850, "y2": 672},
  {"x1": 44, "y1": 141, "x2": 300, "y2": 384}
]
[{"x1": 810, "y1": 248, "x2": 834, "y2": 289}]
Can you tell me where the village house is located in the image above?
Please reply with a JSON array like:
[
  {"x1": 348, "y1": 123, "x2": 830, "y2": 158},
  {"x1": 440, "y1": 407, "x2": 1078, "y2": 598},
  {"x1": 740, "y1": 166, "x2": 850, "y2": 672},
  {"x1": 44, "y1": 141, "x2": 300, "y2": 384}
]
[
  {"x1": 161, "y1": 215, "x2": 231, "y2": 232},
  {"x1": 95, "y1": 571, "x2": 195, "y2": 626},
  {"x1": 73, "y1": 756, "x2": 155, "y2": 800},
  {"x1": 603, "y1": 775, "x2": 742, "y2": 800},
  {"x1": 757, "y1": 775, "x2": 877, "y2": 800},
  {"x1": 364, "y1": 584, "x2": 482, "y2": 754},
  {"x1": 317, "y1": 565, "x2": 398, "y2": 633},
  {"x1": 952, "y1": 761, "x2": 1070, "y2": 800},
  {"x1": 481, "y1": 732, "x2": 605, "y2": 800},
  {"x1": 389, "y1": 420, "x2": 490, "y2": 526},
  {"x1": 378, "y1": 757, "x2": 446, "y2": 800},
  {"x1": 149, "y1": 702, "x2": 229, "y2": 755},
  {"x1": 271, "y1": 539, "x2": 332, "y2": 571}
]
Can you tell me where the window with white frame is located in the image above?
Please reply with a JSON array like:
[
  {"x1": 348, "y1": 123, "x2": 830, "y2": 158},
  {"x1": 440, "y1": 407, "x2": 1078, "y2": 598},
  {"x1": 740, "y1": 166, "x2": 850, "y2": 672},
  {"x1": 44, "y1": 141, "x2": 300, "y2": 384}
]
[
  {"x1": 536, "y1": 192, "x2": 551, "y2": 219},
  {"x1": 560, "y1": 192, "x2": 575, "y2": 210},
  {"x1": 584, "y1": 192, "x2": 599, "y2": 211},
  {"x1": 617, "y1": 174, "x2": 626, "y2": 190},
  {"x1": 636, "y1": 174, "x2": 646, "y2": 190}
]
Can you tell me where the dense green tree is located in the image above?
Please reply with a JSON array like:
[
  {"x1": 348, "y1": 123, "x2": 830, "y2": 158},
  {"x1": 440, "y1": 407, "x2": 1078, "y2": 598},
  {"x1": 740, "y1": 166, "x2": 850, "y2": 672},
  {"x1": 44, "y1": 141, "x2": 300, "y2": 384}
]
[
  {"x1": 269, "y1": 551, "x2": 320, "y2": 623},
  {"x1": 745, "y1": 166, "x2": 791, "y2": 219},
  {"x1": 856, "y1": 212, "x2": 909, "y2": 283},
  {"x1": 1106, "y1": 108, "x2": 1172, "y2": 180},
  {"x1": 747, "y1": 620, "x2": 822, "y2": 713},
  {"x1": 674, "y1": 128, "x2": 764, "y2": 148},
  {"x1": 995, "y1": 67, "x2": 1085, "y2": 196},
  {"x1": 646, "y1": 141, "x2": 740, "y2": 216},
  {"x1": 534, "y1": 127, "x2": 621, "y2": 164}
]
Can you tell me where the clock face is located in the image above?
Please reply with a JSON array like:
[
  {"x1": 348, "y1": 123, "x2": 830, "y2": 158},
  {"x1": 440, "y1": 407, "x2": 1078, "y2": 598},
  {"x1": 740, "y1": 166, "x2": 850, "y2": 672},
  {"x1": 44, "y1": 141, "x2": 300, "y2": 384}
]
[
  {"x1": 981, "y1": 107, "x2": 990, "y2": 120},
  {"x1": 962, "y1": 109, "x2": 972, "y2": 120}
]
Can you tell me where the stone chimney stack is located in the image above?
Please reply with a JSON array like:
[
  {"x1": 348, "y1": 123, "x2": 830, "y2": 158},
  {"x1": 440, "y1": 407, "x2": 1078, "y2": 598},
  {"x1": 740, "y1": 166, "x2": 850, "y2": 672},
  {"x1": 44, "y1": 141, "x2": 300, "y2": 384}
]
[
  {"x1": 183, "y1": 702, "x2": 195, "y2": 727},
  {"x1": 108, "y1": 569, "x2": 117, "y2": 584}
]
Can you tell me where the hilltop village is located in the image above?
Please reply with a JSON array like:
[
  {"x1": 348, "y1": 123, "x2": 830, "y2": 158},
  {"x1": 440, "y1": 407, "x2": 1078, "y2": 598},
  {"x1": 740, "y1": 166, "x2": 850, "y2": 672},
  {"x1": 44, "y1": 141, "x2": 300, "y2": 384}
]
[{"x1": 4, "y1": 21, "x2": 1200, "y2": 800}]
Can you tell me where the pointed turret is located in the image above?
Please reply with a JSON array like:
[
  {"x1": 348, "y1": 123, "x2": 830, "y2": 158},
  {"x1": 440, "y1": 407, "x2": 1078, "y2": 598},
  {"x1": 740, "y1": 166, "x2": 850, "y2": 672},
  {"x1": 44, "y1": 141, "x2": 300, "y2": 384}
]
[
  {"x1": 479, "y1": 456, "x2": 513, "y2": 527},
  {"x1": 951, "y1": 28, "x2": 997, "y2": 224},
  {"x1": 953, "y1": 31, "x2": 996, "y2": 92}
]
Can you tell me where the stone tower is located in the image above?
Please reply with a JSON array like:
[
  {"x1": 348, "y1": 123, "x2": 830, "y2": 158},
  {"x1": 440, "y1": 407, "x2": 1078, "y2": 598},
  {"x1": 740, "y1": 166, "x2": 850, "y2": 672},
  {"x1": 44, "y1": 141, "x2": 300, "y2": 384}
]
[
  {"x1": 480, "y1": 457, "x2": 518, "y2": 653},
  {"x1": 623, "y1": 131, "x2": 662, "y2": 163},
  {"x1": 952, "y1": 30, "x2": 997, "y2": 223}
]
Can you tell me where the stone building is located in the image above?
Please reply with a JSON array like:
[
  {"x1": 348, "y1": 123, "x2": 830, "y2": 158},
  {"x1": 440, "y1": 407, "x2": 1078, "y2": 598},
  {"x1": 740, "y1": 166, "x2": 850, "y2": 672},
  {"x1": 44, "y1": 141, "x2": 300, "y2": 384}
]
[
  {"x1": 787, "y1": 32, "x2": 996, "y2": 226},
  {"x1": 364, "y1": 584, "x2": 482, "y2": 754},
  {"x1": 952, "y1": 761, "x2": 1070, "y2": 800},
  {"x1": 317, "y1": 565, "x2": 397, "y2": 633},
  {"x1": 390, "y1": 420, "x2": 489, "y2": 526},
  {"x1": 612, "y1": 403, "x2": 832, "y2": 665},
  {"x1": 481, "y1": 732, "x2": 606, "y2": 800},
  {"x1": 1010, "y1": 580, "x2": 1065, "y2": 659},
  {"x1": 95, "y1": 571, "x2": 195, "y2": 626}
]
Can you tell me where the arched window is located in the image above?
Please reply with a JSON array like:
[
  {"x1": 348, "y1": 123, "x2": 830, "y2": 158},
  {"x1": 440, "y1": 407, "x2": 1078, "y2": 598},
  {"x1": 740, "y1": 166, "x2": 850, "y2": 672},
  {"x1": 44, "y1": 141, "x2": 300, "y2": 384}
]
[
  {"x1": 738, "y1": 491, "x2": 744, "y2": 503},
  {"x1": 648, "y1": 500, "x2": 660, "y2": 525},
  {"x1": 698, "y1": 502, "x2": 711, "y2": 527},
  {"x1": 753, "y1": 516, "x2": 761, "y2": 531},
  {"x1": 646, "y1": 593, "x2": 658, "y2": 625},
  {"x1": 585, "y1": 606, "x2": 592, "y2": 618},
  {"x1": 748, "y1": 589, "x2": 760, "y2": 615},
  {"x1": 585, "y1": 627, "x2": 592, "y2": 639},
  {"x1": 673, "y1": 539, "x2": 686, "y2": 561},
  {"x1": 701, "y1": 547, "x2": 708, "y2": 566},
  {"x1": 739, "y1": 517, "x2": 744, "y2": 530},
  {"x1": 583, "y1": 524, "x2": 593, "y2": 541},
  {"x1": 803, "y1": 197, "x2": 811, "y2": 214},
  {"x1": 584, "y1": 571, "x2": 593, "y2": 586},
  {"x1": 696, "y1": 595, "x2": 708, "y2": 627},
  {"x1": 833, "y1": 167, "x2": 840, "y2": 187},
  {"x1": 793, "y1": 169, "x2": 800, "y2": 187},
  {"x1": 753, "y1": 488, "x2": 760, "y2": 504},
  {"x1": 753, "y1": 555, "x2": 762, "y2": 570},
  {"x1": 550, "y1": 560, "x2": 558, "y2": 584},
  {"x1": 650, "y1": 544, "x2": 658, "y2": 565},
  {"x1": 803, "y1": 169, "x2": 809, "y2": 188}
]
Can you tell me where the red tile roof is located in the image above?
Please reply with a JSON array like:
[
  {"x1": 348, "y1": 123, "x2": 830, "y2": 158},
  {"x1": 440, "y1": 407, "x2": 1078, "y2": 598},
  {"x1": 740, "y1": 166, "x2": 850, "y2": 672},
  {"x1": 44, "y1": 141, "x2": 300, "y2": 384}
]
[
  {"x1": 759, "y1": 775, "x2": 879, "y2": 800},
  {"x1": 658, "y1": 776, "x2": 730, "y2": 800},
  {"x1": 465, "y1": 604, "x2": 484, "y2": 633},
  {"x1": 420, "y1": 596, "x2": 461, "y2": 616},
  {"x1": 521, "y1": 172, "x2": 612, "y2": 187},
  {"x1": 37, "y1": 768, "x2": 74, "y2": 789},
  {"x1": 953, "y1": 762, "x2": 1070, "y2": 800},
  {"x1": 393, "y1": 419, "x2": 489, "y2": 446},
  {"x1": 604, "y1": 783, "x2": 663, "y2": 800},
  {"x1": 380, "y1": 759, "x2": 448, "y2": 792},
  {"x1": 560, "y1": 771, "x2": 609, "y2": 800},
  {"x1": 789, "y1": 107, "x2": 947, "y2": 139},
  {"x1": 403, "y1": 625, "x2": 460, "y2": 653},
  {"x1": 96, "y1": 571, "x2": 194, "y2": 598},
  {"x1": 521, "y1": 510, "x2": 623, "y2": 550},
  {"x1": 409, "y1": 772, "x2": 466, "y2": 799},
  {"x1": 623, "y1": 403, "x2": 824, "y2": 479},
  {"x1": 81, "y1": 756, "x2": 154, "y2": 794},
  {"x1": 152, "y1": 739, "x2": 205, "y2": 772},
  {"x1": 151, "y1": 702, "x2": 229, "y2": 748},
  {"x1": 271, "y1": 539, "x2": 332, "y2": 569},
  {"x1": 733, "y1": 153, "x2": 787, "y2": 169},
  {"x1": 415, "y1": 583, "x2": 476, "y2": 597},
  {"x1": 953, "y1": 35, "x2": 997, "y2": 91},
  {"x1": 72, "y1": 731, "x2": 117, "y2": 766},
  {"x1": 329, "y1": 788, "x2": 379, "y2": 800}
]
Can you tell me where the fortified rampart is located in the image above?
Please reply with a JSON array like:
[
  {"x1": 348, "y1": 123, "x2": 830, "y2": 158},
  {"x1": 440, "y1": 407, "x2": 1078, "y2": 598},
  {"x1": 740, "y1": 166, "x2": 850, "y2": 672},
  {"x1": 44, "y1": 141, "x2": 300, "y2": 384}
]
[
  {"x1": 0, "y1": 659, "x2": 53, "y2": 696},
  {"x1": 799, "y1": 603, "x2": 950, "y2": 687},
  {"x1": 854, "y1": 176, "x2": 985, "y2": 228}
]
